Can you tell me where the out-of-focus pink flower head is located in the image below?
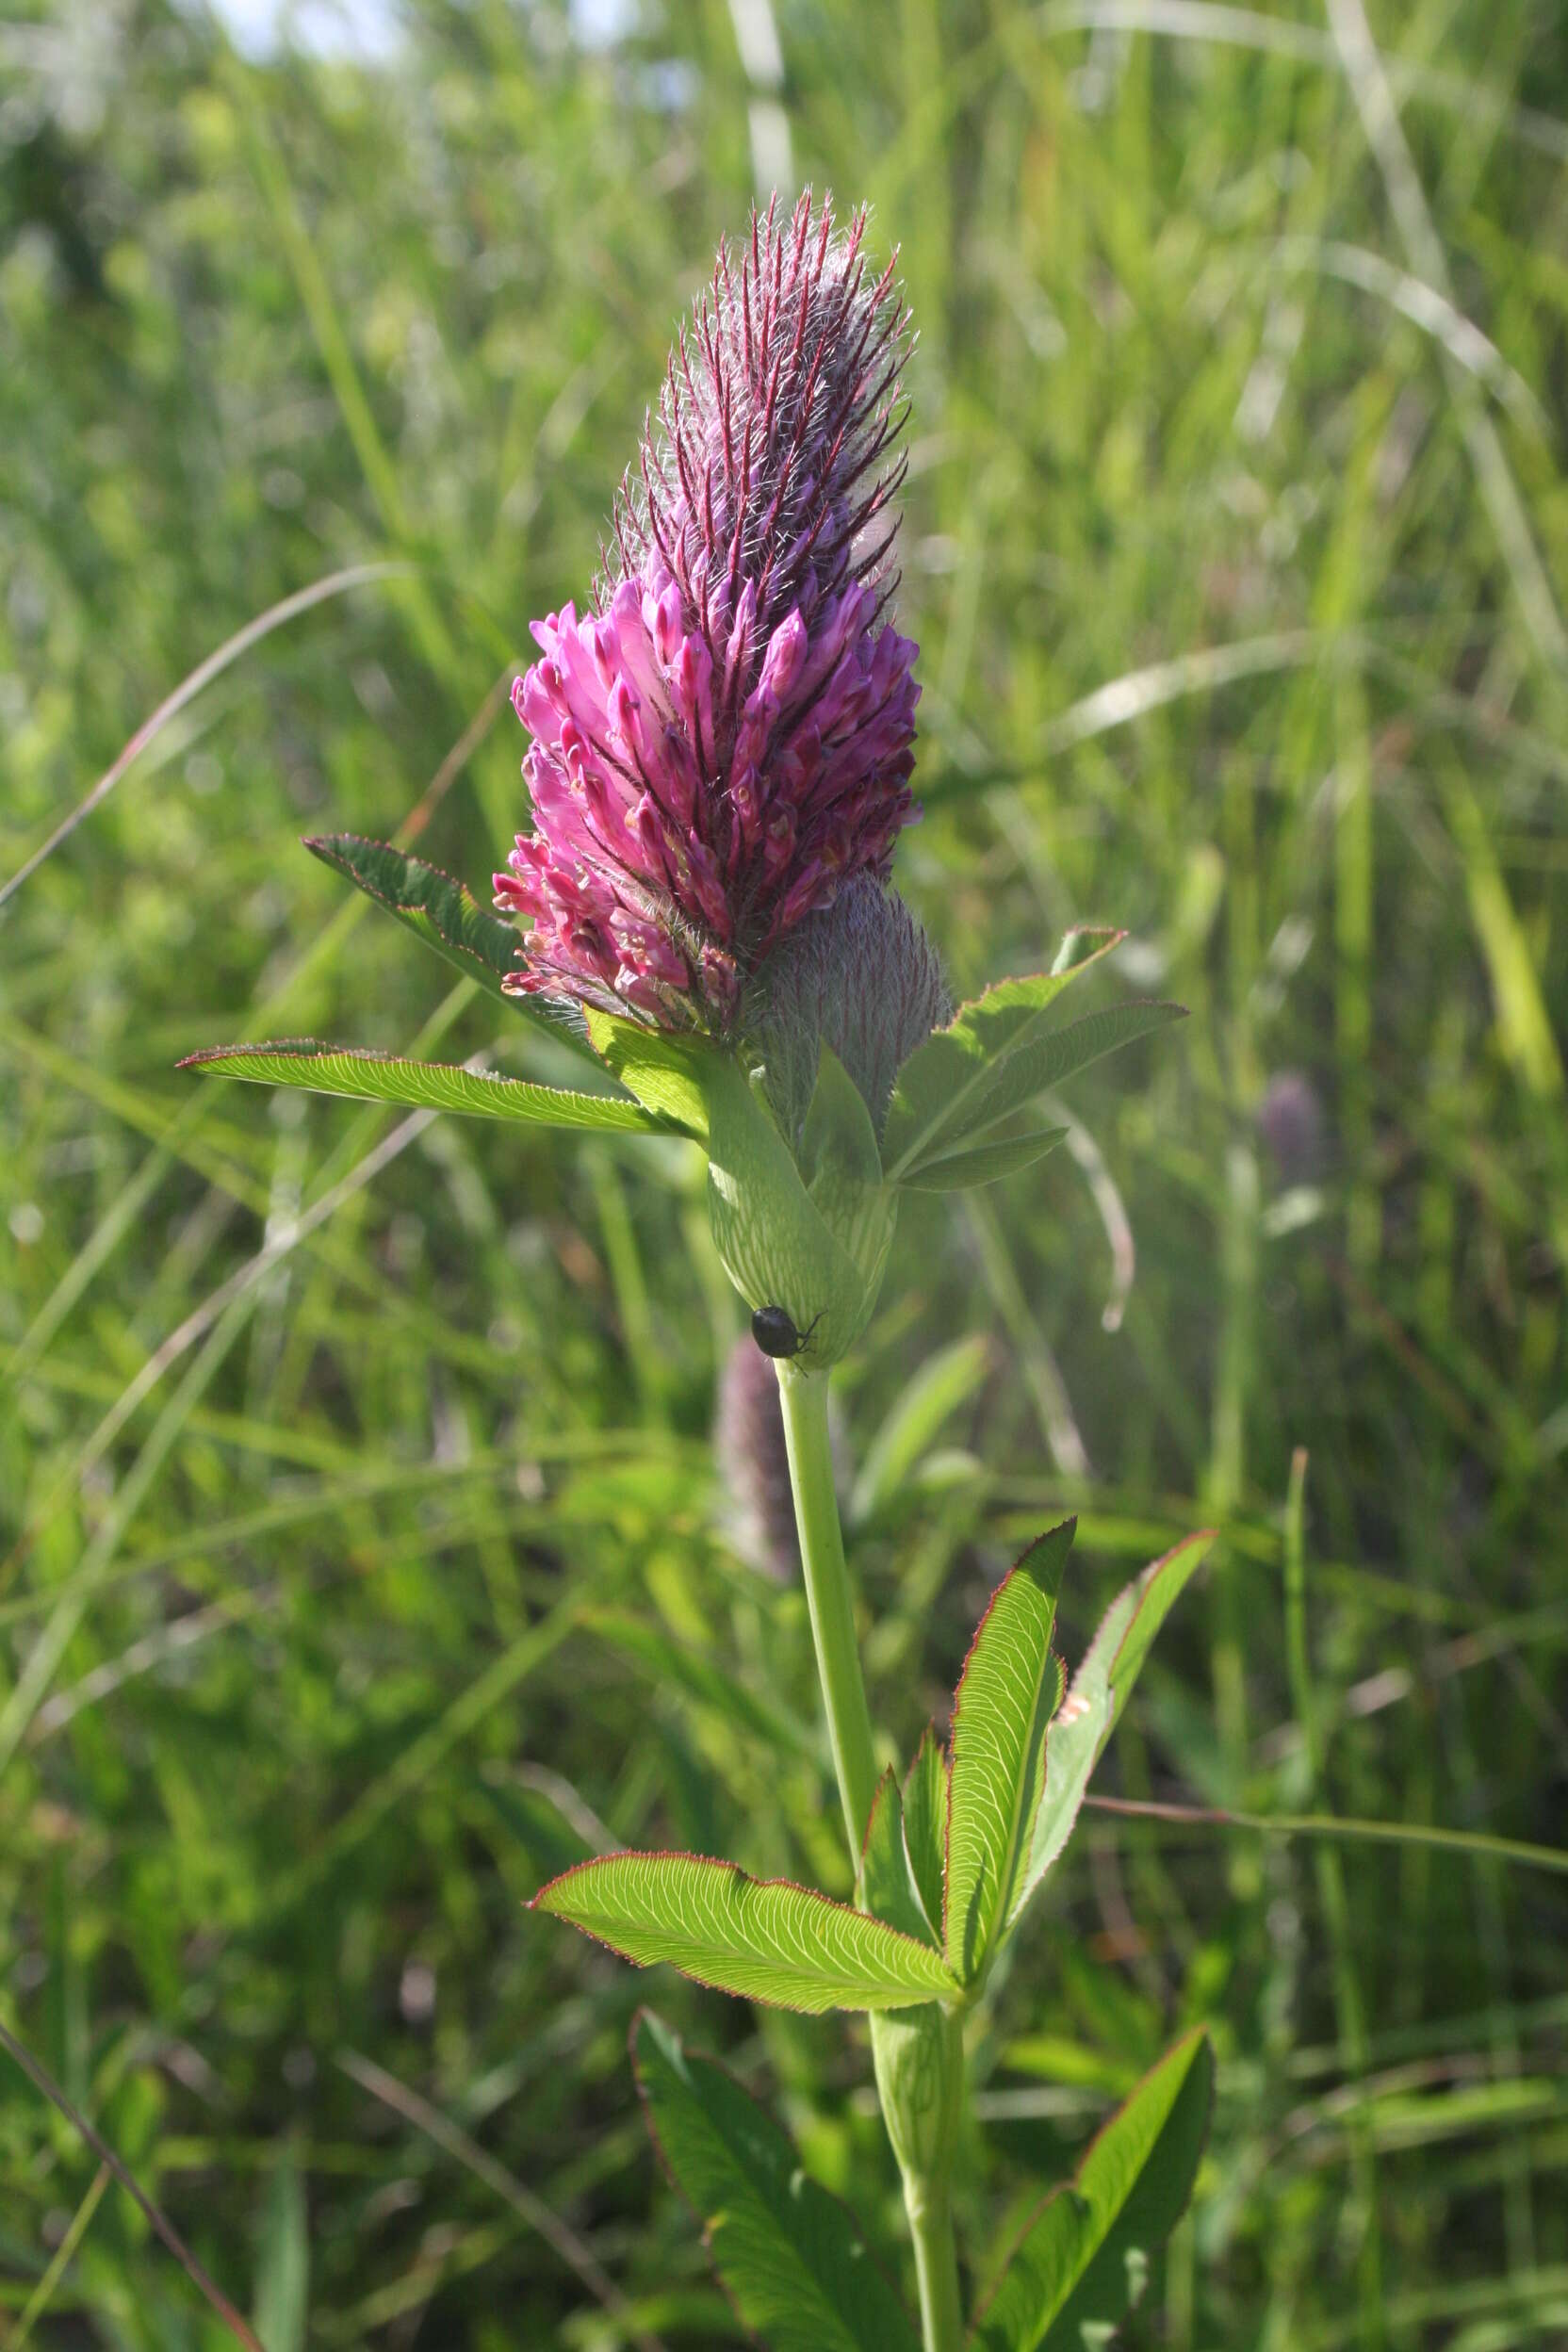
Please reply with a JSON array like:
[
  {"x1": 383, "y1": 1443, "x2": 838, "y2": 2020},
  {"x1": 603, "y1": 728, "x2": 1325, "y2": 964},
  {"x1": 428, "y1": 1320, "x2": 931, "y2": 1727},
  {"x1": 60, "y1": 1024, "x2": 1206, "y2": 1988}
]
[{"x1": 495, "y1": 190, "x2": 920, "y2": 1030}]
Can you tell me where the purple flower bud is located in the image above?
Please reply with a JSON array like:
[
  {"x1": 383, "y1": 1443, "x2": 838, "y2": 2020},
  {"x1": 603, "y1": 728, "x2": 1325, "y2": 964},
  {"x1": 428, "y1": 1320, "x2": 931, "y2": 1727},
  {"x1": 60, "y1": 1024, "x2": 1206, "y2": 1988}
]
[
  {"x1": 1257, "y1": 1070, "x2": 1326, "y2": 1185},
  {"x1": 714, "y1": 1334, "x2": 847, "y2": 1581},
  {"x1": 498, "y1": 192, "x2": 920, "y2": 1029},
  {"x1": 713, "y1": 1336, "x2": 799, "y2": 1581},
  {"x1": 750, "y1": 874, "x2": 953, "y2": 1143}
]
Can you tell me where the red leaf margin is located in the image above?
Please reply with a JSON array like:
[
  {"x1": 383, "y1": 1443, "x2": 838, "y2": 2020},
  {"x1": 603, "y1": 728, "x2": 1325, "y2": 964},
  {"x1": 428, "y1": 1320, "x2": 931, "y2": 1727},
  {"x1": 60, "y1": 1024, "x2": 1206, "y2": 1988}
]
[
  {"x1": 941, "y1": 1518, "x2": 1076, "y2": 1963},
  {"x1": 531, "y1": 1848, "x2": 958, "y2": 2015}
]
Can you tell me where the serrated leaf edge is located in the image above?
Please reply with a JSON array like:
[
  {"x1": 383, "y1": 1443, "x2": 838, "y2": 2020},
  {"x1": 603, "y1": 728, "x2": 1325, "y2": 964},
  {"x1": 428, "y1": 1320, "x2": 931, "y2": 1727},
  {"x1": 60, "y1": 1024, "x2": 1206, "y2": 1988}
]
[
  {"x1": 941, "y1": 1519, "x2": 1075, "y2": 1982},
  {"x1": 885, "y1": 932, "x2": 1127, "y2": 1178},
  {"x1": 965, "y1": 2026, "x2": 1215, "y2": 2350},
  {"x1": 174, "y1": 1037, "x2": 659, "y2": 1126},
  {"x1": 303, "y1": 831, "x2": 600, "y2": 1060},
  {"x1": 858, "y1": 1767, "x2": 941, "y2": 1950},
  {"x1": 913, "y1": 1120, "x2": 1070, "y2": 1172},
  {"x1": 630, "y1": 2008, "x2": 921, "y2": 2352},
  {"x1": 903, "y1": 1723, "x2": 950, "y2": 1939},
  {"x1": 303, "y1": 831, "x2": 490, "y2": 923},
  {"x1": 897, "y1": 997, "x2": 1187, "y2": 1184},
  {"x1": 1006, "y1": 1527, "x2": 1217, "y2": 1934},
  {"x1": 532, "y1": 1850, "x2": 959, "y2": 2013},
  {"x1": 1100, "y1": 1528, "x2": 1217, "y2": 1734},
  {"x1": 896, "y1": 1128, "x2": 1069, "y2": 1195}
]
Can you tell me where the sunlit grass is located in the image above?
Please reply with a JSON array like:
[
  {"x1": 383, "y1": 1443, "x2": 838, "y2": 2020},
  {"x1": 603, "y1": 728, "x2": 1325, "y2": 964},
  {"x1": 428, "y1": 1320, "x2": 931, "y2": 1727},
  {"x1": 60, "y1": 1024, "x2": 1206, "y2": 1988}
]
[{"x1": 2, "y1": 0, "x2": 1565, "y2": 2342}]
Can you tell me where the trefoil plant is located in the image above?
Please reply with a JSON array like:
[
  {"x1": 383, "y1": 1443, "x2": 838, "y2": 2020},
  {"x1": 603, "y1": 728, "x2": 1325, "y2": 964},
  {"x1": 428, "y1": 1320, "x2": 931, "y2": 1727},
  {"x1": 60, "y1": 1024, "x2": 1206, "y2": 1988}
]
[{"x1": 183, "y1": 193, "x2": 1215, "y2": 2352}]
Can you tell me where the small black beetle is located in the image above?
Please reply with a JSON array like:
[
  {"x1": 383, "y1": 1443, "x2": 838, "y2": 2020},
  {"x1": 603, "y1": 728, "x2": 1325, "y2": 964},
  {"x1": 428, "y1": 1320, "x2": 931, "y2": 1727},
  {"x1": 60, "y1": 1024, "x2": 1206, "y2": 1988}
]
[{"x1": 750, "y1": 1304, "x2": 824, "y2": 1360}]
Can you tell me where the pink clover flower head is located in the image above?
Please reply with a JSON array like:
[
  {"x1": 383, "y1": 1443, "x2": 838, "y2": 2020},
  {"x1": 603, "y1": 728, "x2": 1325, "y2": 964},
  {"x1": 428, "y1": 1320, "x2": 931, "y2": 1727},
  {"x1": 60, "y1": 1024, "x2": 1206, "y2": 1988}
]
[{"x1": 496, "y1": 190, "x2": 920, "y2": 1029}]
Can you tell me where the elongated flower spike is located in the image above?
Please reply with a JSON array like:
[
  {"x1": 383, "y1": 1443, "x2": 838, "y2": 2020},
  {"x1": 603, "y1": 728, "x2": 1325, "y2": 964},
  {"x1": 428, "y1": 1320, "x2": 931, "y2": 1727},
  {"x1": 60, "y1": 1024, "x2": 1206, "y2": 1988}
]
[
  {"x1": 185, "y1": 202, "x2": 1184, "y2": 1378},
  {"x1": 495, "y1": 190, "x2": 921, "y2": 1031}
]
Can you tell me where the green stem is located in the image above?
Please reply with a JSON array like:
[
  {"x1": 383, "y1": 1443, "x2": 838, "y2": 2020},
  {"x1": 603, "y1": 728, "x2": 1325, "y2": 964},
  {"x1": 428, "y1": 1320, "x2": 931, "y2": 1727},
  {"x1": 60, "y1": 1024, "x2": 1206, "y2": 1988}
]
[
  {"x1": 906, "y1": 2171, "x2": 965, "y2": 2352},
  {"x1": 775, "y1": 1364, "x2": 878, "y2": 1859},
  {"x1": 775, "y1": 1364, "x2": 964, "y2": 2352}
]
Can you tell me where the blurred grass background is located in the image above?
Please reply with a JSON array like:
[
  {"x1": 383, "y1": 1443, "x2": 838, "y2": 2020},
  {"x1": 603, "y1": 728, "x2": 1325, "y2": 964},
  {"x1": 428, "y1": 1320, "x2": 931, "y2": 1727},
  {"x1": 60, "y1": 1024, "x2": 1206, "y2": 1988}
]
[{"x1": 3, "y1": 0, "x2": 1567, "y2": 2343}]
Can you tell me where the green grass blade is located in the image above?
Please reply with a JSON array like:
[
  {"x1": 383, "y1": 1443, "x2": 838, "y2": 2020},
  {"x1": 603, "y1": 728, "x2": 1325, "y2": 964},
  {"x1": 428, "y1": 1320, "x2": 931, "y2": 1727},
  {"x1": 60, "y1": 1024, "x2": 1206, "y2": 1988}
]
[
  {"x1": 252, "y1": 2146, "x2": 309, "y2": 2352},
  {"x1": 1084, "y1": 1797, "x2": 1568, "y2": 1881},
  {"x1": 0, "y1": 563, "x2": 413, "y2": 914},
  {"x1": 849, "y1": 1334, "x2": 991, "y2": 1527},
  {"x1": 532, "y1": 1852, "x2": 958, "y2": 2012},
  {"x1": 632, "y1": 2012, "x2": 921, "y2": 2352},
  {"x1": 583, "y1": 1608, "x2": 815, "y2": 1760}
]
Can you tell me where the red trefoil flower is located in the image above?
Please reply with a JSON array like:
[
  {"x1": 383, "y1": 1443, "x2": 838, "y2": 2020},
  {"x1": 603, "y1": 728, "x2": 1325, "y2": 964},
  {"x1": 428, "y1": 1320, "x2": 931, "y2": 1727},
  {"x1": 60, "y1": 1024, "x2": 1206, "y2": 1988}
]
[{"x1": 495, "y1": 191, "x2": 920, "y2": 1029}]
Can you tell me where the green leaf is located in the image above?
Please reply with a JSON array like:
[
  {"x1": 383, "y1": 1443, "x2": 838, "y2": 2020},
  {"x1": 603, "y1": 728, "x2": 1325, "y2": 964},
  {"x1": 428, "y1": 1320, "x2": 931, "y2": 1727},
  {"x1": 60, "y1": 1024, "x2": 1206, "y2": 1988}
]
[
  {"x1": 953, "y1": 1002, "x2": 1186, "y2": 1153},
  {"x1": 859, "y1": 1768, "x2": 940, "y2": 1949},
  {"x1": 469, "y1": 1773, "x2": 594, "y2": 1885},
  {"x1": 902, "y1": 1726, "x2": 950, "y2": 1942},
  {"x1": 584, "y1": 1007, "x2": 715, "y2": 1140},
  {"x1": 1099, "y1": 1529, "x2": 1215, "y2": 1740},
  {"x1": 801, "y1": 1041, "x2": 884, "y2": 1190},
  {"x1": 850, "y1": 1334, "x2": 991, "y2": 1527},
  {"x1": 1010, "y1": 1532, "x2": 1215, "y2": 1928},
  {"x1": 800, "y1": 1044, "x2": 900, "y2": 1308},
  {"x1": 302, "y1": 832, "x2": 596, "y2": 1060},
  {"x1": 883, "y1": 930, "x2": 1126, "y2": 1179},
  {"x1": 945, "y1": 1522, "x2": 1074, "y2": 1986},
  {"x1": 532, "y1": 1851, "x2": 958, "y2": 2013},
  {"x1": 582, "y1": 1026, "x2": 897, "y2": 1363},
  {"x1": 253, "y1": 2143, "x2": 309, "y2": 2352},
  {"x1": 303, "y1": 832, "x2": 514, "y2": 988},
  {"x1": 177, "y1": 1039, "x2": 662, "y2": 1131},
  {"x1": 969, "y1": 2030, "x2": 1214, "y2": 2352},
  {"x1": 702, "y1": 1052, "x2": 879, "y2": 1368},
  {"x1": 632, "y1": 2011, "x2": 921, "y2": 2352},
  {"x1": 899, "y1": 1126, "x2": 1068, "y2": 1193},
  {"x1": 1009, "y1": 1689, "x2": 1112, "y2": 1938}
]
